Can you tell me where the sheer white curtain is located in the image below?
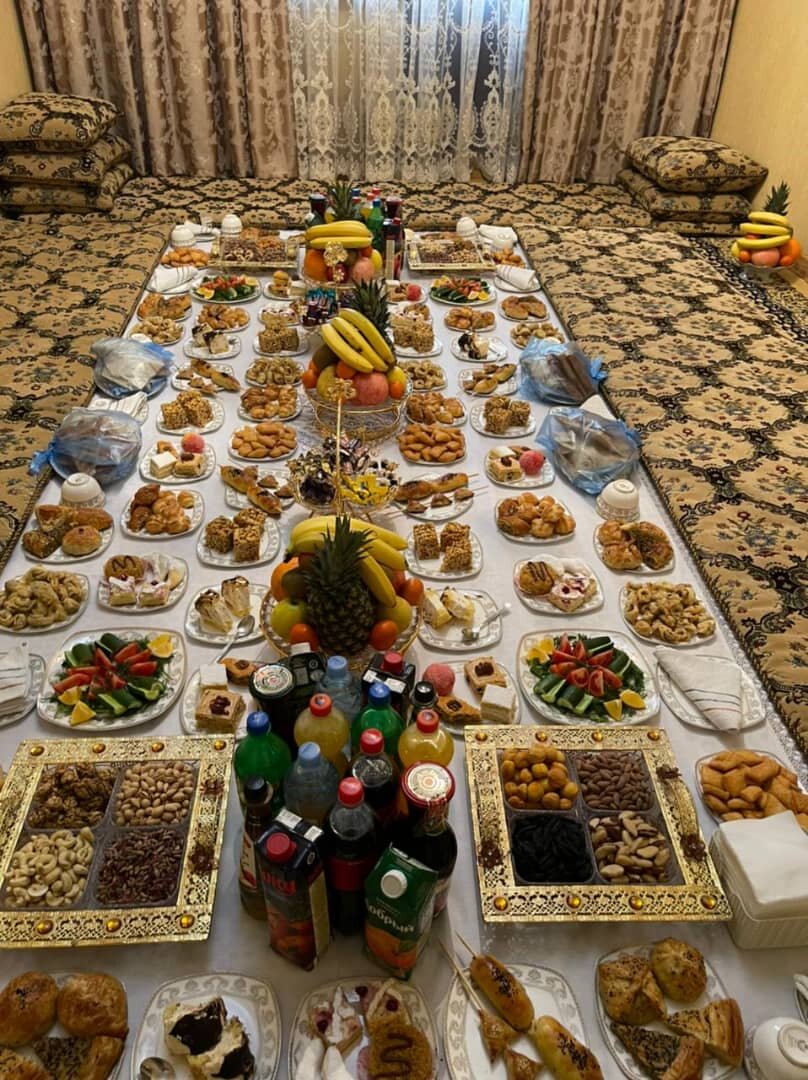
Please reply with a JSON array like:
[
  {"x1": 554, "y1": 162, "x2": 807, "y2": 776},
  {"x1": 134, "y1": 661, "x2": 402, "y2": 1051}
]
[{"x1": 288, "y1": 0, "x2": 529, "y2": 182}]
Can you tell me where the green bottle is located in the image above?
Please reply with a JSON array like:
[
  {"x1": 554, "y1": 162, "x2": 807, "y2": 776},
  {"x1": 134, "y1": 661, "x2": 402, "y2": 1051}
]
[
  {"x1": 234, "y1": 711, "x2": 292, "y2": 811},
  {"x1": 367, "y1": 198, "x2": 384, "y2": 253},
  {"x1": 351, "y1": 682, "x2": 402, "y2": 757}
]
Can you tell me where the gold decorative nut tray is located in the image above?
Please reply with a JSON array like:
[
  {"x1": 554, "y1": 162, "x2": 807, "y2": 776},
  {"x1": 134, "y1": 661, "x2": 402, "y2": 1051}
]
[
  {"x1": 0, "y1": 735, "x2": 232, "y2": 948},
  {"x1": 406, "y1": 228, "x2": 495, "y2": 273},
  {"x1": 213, "y1": 229, "x2": 301, "y2": 271},
  {"x1": 464, "y1": 725, "x2": 730, "y2": 924}
]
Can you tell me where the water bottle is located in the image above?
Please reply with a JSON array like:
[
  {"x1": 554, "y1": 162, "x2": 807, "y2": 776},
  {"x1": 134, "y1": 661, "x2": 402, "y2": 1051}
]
[
  {"x1": 320, "y1": 655, "x2": 363, "y2": 725},
  {"x1": 284, "y1": 742, "x2": 339, "y2": 825}
]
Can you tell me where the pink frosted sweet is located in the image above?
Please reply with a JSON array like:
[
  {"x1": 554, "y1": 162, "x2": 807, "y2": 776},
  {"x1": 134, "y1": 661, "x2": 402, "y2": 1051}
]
[
  {"x1": 423, "y1": 663, "x2": 455, "y2": 696},
  {"x1": 519, "y1": 449, "x2": 544, "y2": 475}
]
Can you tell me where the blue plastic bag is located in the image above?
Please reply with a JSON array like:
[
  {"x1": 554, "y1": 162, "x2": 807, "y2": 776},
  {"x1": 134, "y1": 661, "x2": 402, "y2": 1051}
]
[
  {"x1": 30, "y1": 408, "x2": 142, "y2": 486},
  {"x1": 91, "y1": 337, "x2": 173, "y2": 398},
  {"x1": 520, "y1": 338, "x2": 606, "y2": 405},
  {"x1": 536, "y1": 407, "x2": 640, "y2": 495}
]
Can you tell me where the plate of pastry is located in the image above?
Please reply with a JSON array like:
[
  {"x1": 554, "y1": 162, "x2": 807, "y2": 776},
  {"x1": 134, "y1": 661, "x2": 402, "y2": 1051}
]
[
  {"x1": 196, "y1": 303, "x2": 251, "y2": 332},
  {"x1": 419, "y1": 588, "x2": 503, "y2": 652},
  {"x1": 514, "y1": 556, "x2": 604, "y2": 615},
  {"x1": 485, "y1": 445, "x2": 553, "y2": 487},
  {"x1": 220, "y1": 465, "x2": 293, "y2": 512},
  {"x1": 470, "y1": 399, "x2": 536, "y2": 439},
  {"x1": 252, "y1": 325, "x2": 310, "y2": 358},
  {"x1": 182, "y1": 329, "x2": 242, "y2": 361},
  {"x1": 450, "y1": 333, "x2": 508, "y2": 364},
  {"x1": 444, "y1": 960, "x2": 586, "y2": 1080},
  {"x1": 121, "y1": 487, "x2": 204, "y2": 540},
  {"x1": 197, "y1": 512, "x2": 281, "y2": 568},
  {"x1": 0, "y1": 645, "x2": 45, "y2": 727},
  {"x1": 171, "y1": 365, "x2": 240, "y2": 396},
  {"x1": 0, "y1": 568, "x2": 89, "y2": 633},
  {"x1": 157, "y1": 392, "x2": 225, "y2": 435},
  {"x1": 180, "y1": 660, "x2": 259, "y2": 737},
  {"x1": 138, "y1": 291, "x2": 192, "y2": 321},
  {"x1": 405, "y1": 391, "x2": 466, "y2": 427},
  {"x1": 289, "y1": 979, "x2": 437, "y2": 1080},
  {"x1": 496, "y1": 494, "x2": 575, "y2": 543},
  {"x1": 185, "y1": 579, "x2": 266, "y2": 645},
  {"x1": 424, "y1": 657, "x2": 520, "y2": 731},
  {"x1": 393, "y1": 471, "x2": 475, "y2": 520},
  {"x1": 393, "y1": 339, "x2": 444, "y2": 360},
  {"x1": 140, "y1": 437, "x2": 216, "y2": 484},
  {"x1": 595, "y1": 941, "x2": 742, "y2": 1080},
  {"x1": 259, "y1": 299, "x2": 304, "y2": 325},
  {"x1": 399, "y1": 358, "x2": 447, "y2": 392},
  {"x1": 510, "y1": 321, "x2": 563, "y2": 349},
  {"x1": 443, "y1": 307, "x2": 496, "y2": 333},
  {"x1": 407, "y1": 522, "x2": 482, "y2": 581},
  {"x1": 499, "y1": 295, "x2": 549, "y2": 321},
  {"x1": 458, "y1": 364, "x2": 518, "y2": 397},
  {"x1": 398, "y1": 423, "x2": 466, "y2": 466},
  {"x1": 594, "y1": 521, "x2": 675, "y2": 574},
  {"x1": 237, "y1": 385, "x2": 301, "y2": 423},
  {"x1": 128, "y1": 316, "x2": 183, "y2": 346},
  {"x1": 245, "y1": 356, "x2": 304, "y2": 388},
  {"x1": 620, "y1": 582, "x2": 716, "y2": 647},
  {"x1": 228, "y1": 422, "x2": 298, "y2": 463},
  {"x1": 694, "y1": 749, "x2": 803, "y2": 827},
  {"x1": 21, "y1": 505, "x2": 114, "y2": 564},
  {"x1": 97, "y1": 553, "x2": 188, "y2": 612},
  {"x1": 132, "y1": 972, "x2": 280, "y2": 1080},
  {"x1": 0, "y1": 970, "x2": 127, "y2": 1080}
]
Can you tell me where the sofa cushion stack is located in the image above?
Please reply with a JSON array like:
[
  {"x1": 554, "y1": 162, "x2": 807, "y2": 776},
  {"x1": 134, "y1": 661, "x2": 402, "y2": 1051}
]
[
  {"x1": 0, "y1": 92, "x2": 133, "y2": 214},
  {"x1": 618, "y1": 135, "x2": 767, "y2": 235}
]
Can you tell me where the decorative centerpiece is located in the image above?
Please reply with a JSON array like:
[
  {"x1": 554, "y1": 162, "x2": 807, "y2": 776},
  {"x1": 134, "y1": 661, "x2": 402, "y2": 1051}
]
[
  {"x1": 288, "y1": 434, "x2": 399, "y2": 515},
  {"x1": 302, "y1": 179, "x2": 383, "y2": 287},
  {"x1": 731, "y1": 180, "x2": 801, "y2": 273}
]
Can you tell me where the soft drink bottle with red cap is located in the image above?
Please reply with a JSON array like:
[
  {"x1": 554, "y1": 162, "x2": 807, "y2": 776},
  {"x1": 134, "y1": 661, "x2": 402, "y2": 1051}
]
[
  {"x1": 351, "y1": 682, "x2": 403, "y2": 757},
  {"x1": 397, "y1": 708, "x2": 454, "y2": 769},
  {"x1": 361, "y1": 650, "x2": 416, "y2": 720},
  {"x1": 350, "y1": 728, "x2": 399, "y2": 834},
  {"x1": 294, "y1": 692, "x2": 350, "y2": 775},
  {"x1": 324, "y1": 777, "x2": 380, "y2": 934}
]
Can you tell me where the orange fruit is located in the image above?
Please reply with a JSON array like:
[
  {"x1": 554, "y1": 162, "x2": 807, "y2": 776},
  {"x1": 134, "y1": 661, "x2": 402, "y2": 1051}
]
[
  {"x1": 303, "y1": 248, "x2": 328, "y2": 281},
  {"x1": 289, "y1": 622, "x2": 320, "y2": 649},
  {"x1": 335, "y1": 360, "x2": 357, "y2": 380},
  {"x1": 400, "y1": 577, "x2": 424, "y2": 605},
  {"x1": 388, "y1": 379, "x2": 405, "y2": 400},
  {"x1": 737, "y1": 249, "x2": 751, "y2": 263},
  {"x1": 780, "y1": 236, "x2": 801, "y2": 262},
  {"x1": 271, "y1": 556, "x2": 299, "y2": 600},
  {"x1": 369, "y1": 620, "x2": 399, "y2": 651},
  {"x1": 390, "y1": 570, "x2": 407, "y2": 595},
  {"x1": 301, "y1": 368, "x2": 317, "y2": 389}
]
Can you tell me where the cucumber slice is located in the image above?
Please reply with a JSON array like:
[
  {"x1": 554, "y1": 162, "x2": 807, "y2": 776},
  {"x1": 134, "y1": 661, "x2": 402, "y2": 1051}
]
[
  {"x1": 573, "y1": 693, "x2": 594, "y2": 716},
  {"x1": 556, "y1": 684, "x2": 585, "y2": 711},
  {"x1": 541, "y1": 678, "x2": 566, "y2": 704},
  {"x1": 581, "y1": 635, "x2": 612, "y2": 653},
  {"x1": 99, "y1": 633, "x2": 128, "y2": 656}
]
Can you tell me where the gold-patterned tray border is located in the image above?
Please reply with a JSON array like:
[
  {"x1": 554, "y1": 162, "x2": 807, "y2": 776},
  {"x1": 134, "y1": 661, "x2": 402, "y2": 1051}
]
[
  {"x1": 211, "y1": 231, "x2": 301, "y2": 271},
  {"x1": 405, "y1": 228, "x2": 495, "y2": 272},
  {"x1": 464, "y1": 725, "x2": 730, "y2": 923},
  {"x1": 0, "y1": 735, "x2": 233, "y2": 948}
]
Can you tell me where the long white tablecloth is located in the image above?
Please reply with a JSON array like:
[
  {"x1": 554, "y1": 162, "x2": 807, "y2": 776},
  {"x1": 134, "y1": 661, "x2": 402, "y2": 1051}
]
[{"x1": 1, "y1": 233, "x2": 806, "y2": 1080}]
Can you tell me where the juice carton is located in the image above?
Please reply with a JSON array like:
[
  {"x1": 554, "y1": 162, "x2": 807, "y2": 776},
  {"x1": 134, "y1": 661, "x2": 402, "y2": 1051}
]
[{"x1": 363, "y1": 845, "x2": 437, "y2": 979}]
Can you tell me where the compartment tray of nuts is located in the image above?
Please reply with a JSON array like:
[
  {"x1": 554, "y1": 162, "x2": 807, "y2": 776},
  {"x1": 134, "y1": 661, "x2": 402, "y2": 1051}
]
[{"x1": 0, "y1": 735, "x2": 232, "y2": 948}]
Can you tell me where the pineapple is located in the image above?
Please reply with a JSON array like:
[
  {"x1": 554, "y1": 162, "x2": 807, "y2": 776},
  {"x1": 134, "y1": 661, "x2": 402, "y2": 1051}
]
[
  {"x1": 328, "y1": 177, "x2": 359, "y2": 221},
  {"x1": 302, "y1": 516, "x2": 375, "y2": 653},
  {"x1": 345, "y1": 279, "x2": 391, "y2": 336},
  {"x1": 764, "y1": 180, "x2": 790, "y2": 217}
]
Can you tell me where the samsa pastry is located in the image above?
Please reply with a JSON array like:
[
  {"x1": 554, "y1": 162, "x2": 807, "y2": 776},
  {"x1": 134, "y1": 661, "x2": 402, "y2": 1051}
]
[
  {"x1": 597, "y1": 954, "x2": 666, "y2": 1026},
  {"x1": 0, "y1": 971, "x2": 58, "y2": 1046},
  {"x1": 650, "y1": 939, "x2": 707, "y2": 1004},
  {"x1": 56, "y1": 973, "x2": 128, "y2": 1038}
]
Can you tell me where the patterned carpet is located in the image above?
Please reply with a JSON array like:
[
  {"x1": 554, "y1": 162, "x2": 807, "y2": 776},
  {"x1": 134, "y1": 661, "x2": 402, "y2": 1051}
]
[
  {"x1": 0, "y1": 218, "x2": 167, "y2": 570},
  {"x1": 517, "y1": 224, "x2": 808, "y2": 749}
]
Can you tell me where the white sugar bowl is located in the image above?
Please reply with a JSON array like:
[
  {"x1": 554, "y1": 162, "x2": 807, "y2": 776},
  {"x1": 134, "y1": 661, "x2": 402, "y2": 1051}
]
[
  {"x1": 596, "y1": 478, "x2": 639, "y2": 522},
  {"x1": 456, "y1": 215, "x2": 478, "y2": 241},
  {"x1": 170, "y1": 223, "x2": 195, "y2": 247},
  {"x1": 220, "y1": 213, "x2": 243, "y2": 236},
  {"x1": 60, "y1": 473, "x2": 105, "y2": 508},
  {"x1": 752, "y1": 1018, "x2": 808, "y2": 1079}
]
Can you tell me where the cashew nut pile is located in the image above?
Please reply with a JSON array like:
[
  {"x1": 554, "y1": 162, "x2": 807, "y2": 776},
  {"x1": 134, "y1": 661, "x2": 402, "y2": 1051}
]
[{"x1": 6, "y1": 828, "x2": 94, "y2": 908}]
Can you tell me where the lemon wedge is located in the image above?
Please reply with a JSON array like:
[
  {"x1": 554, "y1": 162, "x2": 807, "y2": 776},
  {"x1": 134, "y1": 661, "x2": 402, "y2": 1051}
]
[
  {"x1": 148, "y1": 634, "x2": 174, "y2": 659},
  {"x1": 526, "y1": 637, "x2": 555, "y2": 664},
  {"x1": 70, "y1": 701, "x2": 96, "y2": 726},
  {"x1": 620, "y1": 689, "x2": 646, "y2": 710},
  {"x1": 604, "y1": 698, "x2": 623, "y2": 721},
  {"x1": 58, "y1": 686, "x2": 83, "y2": 706}
]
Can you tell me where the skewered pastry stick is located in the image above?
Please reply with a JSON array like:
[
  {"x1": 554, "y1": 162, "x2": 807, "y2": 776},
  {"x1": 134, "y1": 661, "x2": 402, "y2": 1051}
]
[
  {"x1": 456, "y1": 932, "x2": 535, "y2": 1032},
  {"x1": 439, "y1": 940, "x2": 519, "y2": 1064}
]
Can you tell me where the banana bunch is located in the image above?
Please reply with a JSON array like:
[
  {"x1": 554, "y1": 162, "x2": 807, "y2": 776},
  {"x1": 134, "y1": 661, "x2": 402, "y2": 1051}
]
[
  {"x1": 305, "y1": 220, "x2": 373, "y2": 251},
  {"x1": 289, "y1": 516, "x2": 406, "y2": 606},
  {"x1": 732, "y1": 209, "x2": 793, "y2": 258},
  {"x1": 320, "y1": 310, "x2": 394, "y2": 374}
]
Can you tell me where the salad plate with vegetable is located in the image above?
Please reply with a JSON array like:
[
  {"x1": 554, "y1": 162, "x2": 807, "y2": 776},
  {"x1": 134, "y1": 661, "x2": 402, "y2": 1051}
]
[
  {"x1": 37, "y1": 629, "x2": 185, "y2": 731},
  {"x1": 192, "y1": 274, "x2": 260, "y2": 303},
  {"x1": 517, "y1": 630, "x2": 659, "y2": 725}
]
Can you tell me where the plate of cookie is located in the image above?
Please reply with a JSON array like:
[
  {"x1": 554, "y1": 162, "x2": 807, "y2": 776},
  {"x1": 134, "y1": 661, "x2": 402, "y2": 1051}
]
[
  {"x1": 182, "y1": 333, "x2": 242, "y2": 361},
  {"x1": 419, "y1": 588, "x2": 503, "y2": 652},
  {"x1": 458, "y1": 364, "x2": 518, "y2": 397},
  {"x1": 0, "y1": 568, "x2": 89, "y2": 633},
  {"x1": 245, "y1": 356, "x2": 304, "y2": 388},
  {"x1": 157, "y1": 393, "x2": 225, "y2": 435},
  {"x1": 593, "y1": 521, "x2": 675, "y2": 574},
  {"x1": 97, "y1": 553, "x2": 188, "y2": 612},
  {"x1": 197, "y1": 303, "x2": 251, "y2": 332},
  {"x1": 425, "y1": 656, "x2": 521, "y2": 731},
  {"x1": 443, "y1": 307, "x2": 496, "y2": 333},
  {"x1": 229, "y1": 422, "x2": 298, "y2": 462},
  {"x1": 407, "y1": 522, "x2": 482, "y2": 581},
  {"x1": 496, "y1": 494, "x2": 576, "y2": 543},
  {"x1": 140, "y1": 439, "x2": 216, "y2": 484},
  {"x1": 695, "y1": 749, "x2": 804, "y2": 828},
  {"x1": 238, "y1": 385, "x2": 300, "y2": 423},
  {"x1": 392, "y1": 471, "x2": 475, "y2": 520},
  {"x1": 185, "y1": 580, "x2": 266, "y2": 645},
  {"x1": 485, "y1": 444, "x2": 554, "y2": 487},
  {"x1": 405, "y1": 391, "x2": 466, "y2": 428},
  {"x1": 514, "y1": 556, "x2": 604, "y2": 616},
  {"x1": 196, "y1": 512, "x2": 281, "y2": 569},
  {"x1": 181, "y1": 667, "x2": 254, "y2": 737},
  {"x1": 21, "y1": 505, "x2": 114, "y2": 564},
  {"x1": 469, "y1": 399, "x2": 536, "y2": 438},
  {"x1": 510, "y1": 320, "x2": 564, "y2": 349},
  {"x1": 220, "y1": 465, "x2": 294, "y2": 511},
  {"x1": 171, "y1": 360, "x2": 239, "y2": 392},
  {"x1": 398, "y1": 423, "x2": 466, "y2": 465},
  {"x1": 620, "y1": 582, "x2": 716, "y2": 647},
  {"x1": 399, "y1": 358, "x2": 447, "y2": 392},
  {"x1": 121, "y1": 487, "x2": 204, "y2": 540},
  {"x1": 129, "y1": 316, "x2": 183, "y2": 345},
  {"x1": 450, "y1": 333, "x2": 508, "y2": 364}
]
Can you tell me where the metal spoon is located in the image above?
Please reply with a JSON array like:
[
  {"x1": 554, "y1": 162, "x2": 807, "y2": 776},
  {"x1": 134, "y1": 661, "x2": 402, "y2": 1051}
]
[
  {"x1": 461, "y1": 602, "x2": 510, "y2": 644},
  {"x1": 213, "y1": 613, "x2": 255, "y2": 662},
  {"x1": 139, "y1": 1058, "x2": 176, "y2": 1080}
]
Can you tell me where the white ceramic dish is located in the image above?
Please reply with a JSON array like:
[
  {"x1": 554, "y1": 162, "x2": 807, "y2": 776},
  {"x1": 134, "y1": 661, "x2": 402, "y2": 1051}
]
[
  {"x1": 37, "y1": 628, "x2": 186, "y2": 731},
  {"x1": 458, "y1": 368, "x2": 518, "y2": 397},
  {"x1": 495, "y1": 497, "x2": 575, "y2": 544},
  {"x1": 406, "y1": 529, "x2": 482, "y2": 580},
  {"x1": 222, "y1": 469, "x2": 294, "y2": 510},
  {"x1": 245, "y1": 361, "x2": 304, "y2": 388},
  {"x1": 495, "y1": 276, "x2": 541, "y2": 293},
  {"x1": 442, "y1": 313, "x2": 496, "y2": 334},
  {"x1": 180, "y1": 671, "x2": 252, "y2": 738},
  {"x1": 418, "y1": 589, "x2": 502, "y2": 652},
  {"x1": 252, "y1": 330, "x2": 309, "y2": 358},
  {"x1": 406, "y1": 398, "x2": 466, "y2": 428},
  {"x1": 469, "y1": 401, "x2": 536, "y2": 439},
  {"x1": 0, "y1": 573, "x2": 89, "y2": 633},
  {"x1": 498, "y1": 297, "x2": 550, "y2": 321},
  {"x1": 439, "y1": 659, "x2": 521, "y2": 734},
  {"x1": 156, "y1": 396, "x2": 225, "y2": 435},
  {"x1": 171, "y1": 362, "x2": 238, "y2": 392},
  {"x1": 444, "y1": 963, "x2": 584, "y2": 1080},
  {"x1": 430, "y1": 286, "x2": 495, "y2": 307},
  {"x1": 97, "y1": 555, "x2": 188, "y2": 613},
  {"x1": 695, "y1": 748, "x2": 795, "y2": 828},
  {"x1": 192, "y1": 283, "x2": 260, "y2": 304},
  {"x1": 130, "y1": 972, "x2": 280, "y2": 1080},
  {"x1": 0, "y1": 653, "x2": 45, "y2": 728},
  {"x1": 24, "y1": 525, "x2": 113, "y2": 564},
  {"x1": 259, "y1": 300, "x2": 302, "y2": 325},
  {"x1": 484, "y1": 446, "x2": 554, "y2": 487},
  {"x1": 263, "y1": 280, "x2": 305, "y2": 300},
  {"x1": 513, "y1": 557, "x2": 604, "y2": 616},
  {"x1": 394, "y1": 482, "x2": 474, "y2": 522},
  {"x1": 593, "y1": 525, "x2": 675, "y2": 575},
  {"x1": 128, "y1": 325, "x2": 183, "y2": 346},
  {"x1": 237, "y1": 397, "x2": 301, "y2": 424},
  {"x1": 619, "y1": 583, "x2": 717, "y2": 648},
  {"x1": 228, "y1": 439, "x2": 297, "y2": 465},
  {"x1": 184, "y1": 582, "x2": 266, "y2": 644},
  {"x1": 401, "y1": 366, "x2": 448, "y2": 392},
  {"x1": 658, "y1": 655, "x2": 765, "y2": 731},
  {"x1": 139, "y1": 441, "x2": 216, "y2": 484},
  {"x1": 394, "y1": 340, "x2": 444, "y2": 359},
  {"x1": 450, "y1": 336, "x2": 508, "y2": 364},
  {"x1": 517, "y1": 628, "x2": 660, "y2": 725},
  {"x1": 120, "y1": 490, "x2": 204, "y2": 540},
  {"x1": 182, "y1": 335, "x2": 242, "y2": 361},
  {"x1": 196, "y1": 518, "x2": 281, "y2": 569}
]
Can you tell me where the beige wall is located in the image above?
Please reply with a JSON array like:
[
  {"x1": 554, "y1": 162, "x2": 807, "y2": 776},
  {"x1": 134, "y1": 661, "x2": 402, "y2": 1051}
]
[
  {"x1": 712, "y1": 0, "x2": 808, "y2": 277},
  {"x1": 0, "y1": 0, "x2": 30, "y2": 104}
]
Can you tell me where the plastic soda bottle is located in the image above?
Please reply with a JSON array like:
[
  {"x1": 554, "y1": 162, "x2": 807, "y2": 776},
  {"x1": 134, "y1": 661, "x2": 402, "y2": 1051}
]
[
  {"x1": 233, "y1": 711, "x2": 292, "y2": 809},
  {"x1": 284, "y1": 742, "x2": 339, "y2": 825},
  {"x1": 397, "y1": 709, "x2": 454, "y2": 769},
  {"x1": 324, "y1": 778, "x2": 380, "y2": 934},
  {"x1": 350, "y1": 728, "x2": 399, "y2": 833},
  {"x1": 351, "y1": 682, "x2": 403, "y2": 757},
  {"x1": 367, "y1": 198, "x2": 384, "y2": 252},
  {"x1": 294, "y1": 693, "x2": 350, "y2": 775},
  {"x1": 238, "y1": 776, "x2": 275, "y2": 919},
  {"x1": 320, "y1": 655, "x2": 363, "y2": 725}
]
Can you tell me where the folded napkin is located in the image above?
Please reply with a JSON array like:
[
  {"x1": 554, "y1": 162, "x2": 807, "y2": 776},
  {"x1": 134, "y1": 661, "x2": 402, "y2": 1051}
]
[
  {"x1": 655, "y1": 648, "x2": 746, "y2": 731},
  {"x1": 88, "y1": 392, "x2": 148, "y2": 422},
  {"x1": 496, "y1": 264, "x2": 540, "y2": 290},
  {"x1": 0, "y1": 644, "x2": 30, "y2": 715},
  {"x1": 479, "y1": 224, "x2": 518, "y2": 248},
  {"x1": 148, "y1": 265, "x2": 201, "y2": 294},
  {"x1": 718, "y1": 812, "x2": 808, "y2": 918}
]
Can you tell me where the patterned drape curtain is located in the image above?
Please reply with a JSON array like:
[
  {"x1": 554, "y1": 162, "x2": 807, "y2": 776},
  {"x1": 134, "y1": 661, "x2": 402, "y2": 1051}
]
[
  {"x1": 288, "y1": 0, "x2": 529, "y2": 183},
  {"x1": 518, "y1": 0, "x2": 738, "y2": 183},
  {"x1": 17, "y1": 0, "x2": 298, "y2": 177}
]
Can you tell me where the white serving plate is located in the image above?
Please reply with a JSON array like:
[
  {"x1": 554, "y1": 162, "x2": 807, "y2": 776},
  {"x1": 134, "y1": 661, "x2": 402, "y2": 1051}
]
[
  {"x1": 401, "y1": 365, "x2": 448, "y2": 392},
  {"x1": 439, "y1": 659, "x2": 521, "y2": 733},
  {"x1": 418, "y1": 589, "x2": 502, "y2": 653},
  {"x1": 263, "y1": 279, "x2": 305, "y2": 300},
  {"x1": 619, "y1": 582, "x2": 717, "y2": 648},
  {"x1": 228, "y1": 437, "x2": 297, "y2": 464},
  {"x1": 87, "y1": 393, "x2": 149, "y2": 424},
  {"x1": 196, "y1": 518, "x2": 281, "y2": 569},
  {"x1": 450, "y1": 335, "x2": 508, "y2": 364},
  {"x1": 658, "y1": 655, "x2": 765, "y2": 731},
  {"x1": 252, "y1": 330, "x2": 309, "y2": 358},
  {"x1": 197, "y1": 311, "x2": 251, "y2": 332},
  {"x1": 510, "y1": 324, "x2": 564, "y2": 349},
  {"x1": 443, "y1": 312, "x2": 496, "y2": 334},
  {"x1": 120, "y1": 489, "x2": 204, "y2": 540},
  {"x1": 37, "y1": 628, "x2": 186, "y2": 732},
  {"x1": 259, "y1": 300, "x2": 302, "y2": 325},
  {"x1": 517, "y1": 628, "x2": 659, "y2": 726},
  {"x1": 156, "y1": 395, "x2": 225, "y2": 435},
  {"x1": 171, "y1": 362, "x2": 239, "y2": 392},
  {"x1": 430, "y1": 286, "x2": 495, "y2": 307},
  {"x1": 498, "y1": 297, "x2": 550, "y2": 321},
  {"x1": 495, "y1": 496, "x2": 575, "y2": 544},
  {"x1": 593, "y1": 524, "x2": 675, "y2": 574},
  {"x1": 130, "y1": 972, "x2": 280, "y2": 1080},
  {"x1": 484, "y1": 446, "x2": 554, "y2": 487},
  {"x1": 407, "y1": 529, "x2": 482, "y2": 581},
  {"x1": 24, "y1": 525, "x2": 113, "y2": 564},
  {"x1": 387, "y1": 281, "x2": 425, "y2": 306},
  {"x1": 405, "y1": 398, "x2": 466, "y2": 428},
  {"x1": 513, "y1": 556, "x2": 604, "y2": 616},
  {"x1": 0, "y1": 573, "x2": 89, "y2": 633},
  {"x1": 394, "y1": 339, "x2": 444, "y2": 359},
  {"x1": 139, "y1": 441, "x2": 216, "y2": 483},
  {"x1": 184, "y1": 582, "x2": 266, "y2": 645},
  {"x1": 222, "y1": 469, "x2": 294, "y2": 510},
  {"x1": 180, "y1": 670, "x2": 252, "y2": 738},
  {"x1": 289, "y1": 979, "x2": 437, "y2": 1080},
  {"x1": 445, "y1": 963, "x2": 584, "y2": 1080},
  {"x1": 237, "y1": 396, "x2": 301, "y2": 424},
  {"x1": 245, "y1": 360, "x2": 304, "y2": 388},
  {"x1": 0, "y1": 652, "x2": 45, "y2": 728},
  {"x1": 128, "y1": 325, "x2": 182, "y2": 346},
  {"x1": 694, "y1": 748, "x2": 792, "y2": 827},
  {"x1": 469, "y1": 400, "x2": 536, "y2": 439},
  {"x1": 182, "y1": 334, "x2": 242, "y2": 361},
  {"x1": 395, "y1": 489, "x2": 474, "y2": 522},
  {"x1": 97, "y1": 555, "x2": 188, "y2": 613},
  {"x1": 192, "y1": 283, "x2": 261, "y2": 304},
  {"x1": 595, "y1": 944, "x2": 733, "y2": 1080},
  {"x1": 458, "y1": 368, "x2": 518, "y2": 397}
]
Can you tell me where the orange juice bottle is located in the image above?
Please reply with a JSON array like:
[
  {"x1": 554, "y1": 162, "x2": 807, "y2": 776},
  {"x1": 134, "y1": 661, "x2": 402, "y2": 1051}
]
[
  {"x1": 397, "y1": 709, "x2": 454, "y2": 769},
  {"x1": 294, "y1": 693, "x2": 350, "y2": 776}
]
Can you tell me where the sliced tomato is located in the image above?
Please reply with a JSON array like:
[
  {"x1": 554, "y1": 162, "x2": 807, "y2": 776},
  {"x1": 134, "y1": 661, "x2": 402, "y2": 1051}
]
[
  {"x1": 573, "y1": 639, "x2": 588, "y2": 662},
  {"x1": 551, "y1": 649, "x2": 578, "y2": 666},
  {"x1": 569, "y1": 667, "x2": 590, "y2": 687},
  {"x1": 94, "y1": 646, "x2": 114, "y2": 671},
  {"x1": 587, "y1": 669, "x2": 605, "y2": 698},
  {"x1": 128, "y1": 660, "x2": 158, "y2": 676},
  {"x1": 107, "y1": 673, "x2": 127, "y2": 690},
  {"x1": 64, "y1": 666, "x2": 99, "y2": 677},
  {"x1": 114, "y1": 642, "x2": 141, "y2": 664},
  {"x1": 53, "y1": 672, "x2": 92, "y2": 693},
  {"x1": 125, "y1": 649, "x2": 153, "y2": 667},
  {"x1": 551, "y1": 661, "x2": 577, "y2": 677},
  {"x1": 589, "y1": 650, "x2": 614, "y2": 667},
  {"x1": 602, "y1": 668, "x2": 623, "y2": 690},
  {"x1": 558, "y1": 634, "x2": 571, "y2": 656}
]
